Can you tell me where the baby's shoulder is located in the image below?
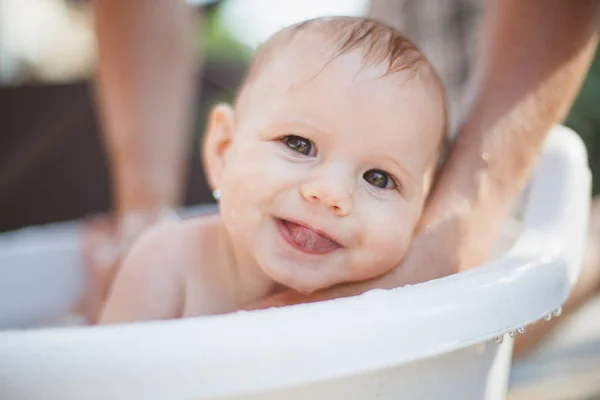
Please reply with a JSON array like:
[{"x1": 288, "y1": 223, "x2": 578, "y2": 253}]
[
  {"x1": 99, "y1": 214, "x2": 230, "y2": 323},
  {"x1": 129, "y1": 214, "x2": 221, "y2": 269}
]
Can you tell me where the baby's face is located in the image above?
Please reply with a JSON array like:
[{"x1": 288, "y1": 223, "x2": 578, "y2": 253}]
[{"x1": 208, "y1": 40, "x2": 445, "y2": 293}]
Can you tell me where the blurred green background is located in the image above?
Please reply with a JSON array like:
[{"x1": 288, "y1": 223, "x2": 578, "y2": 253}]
[{"x1": 565, "y1": 47, "x2": 600, "y2": 194}]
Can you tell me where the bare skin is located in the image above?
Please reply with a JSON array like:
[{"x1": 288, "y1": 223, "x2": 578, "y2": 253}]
[
  {"x1": 99, "y1": 21, "x2": 446, "y2": 324},
  {"x1": 100, "y1": 216, "x2": 277, "y2": 323},
  {"x1": 93, "y1": 0, "x2": 197, "y2": 214}
]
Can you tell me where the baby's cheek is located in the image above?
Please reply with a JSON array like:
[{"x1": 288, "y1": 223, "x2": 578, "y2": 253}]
[
  {"x1": 236, "y1": 145, "x2": 293, "y2": 191},
  {"x1": 382, "y1": 225, "x2": 411, "y2": 261},
  {"x1": 369, "y1": 213, "x2": 413, "y2": 262},
  {"x1": 226, "y1": 152, "x2": 271, "y2": 197}
]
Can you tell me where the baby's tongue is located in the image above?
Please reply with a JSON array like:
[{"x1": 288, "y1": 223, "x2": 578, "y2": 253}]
[{"x1": 284, "y1": 221, "x2": 338, "y2": 252}]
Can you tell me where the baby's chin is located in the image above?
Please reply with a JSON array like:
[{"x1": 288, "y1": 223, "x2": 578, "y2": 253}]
[
  {"x1": 259, "y1": 258, "x2": 392, "y2": 295},
  {"x1": 254, "y1": 239, "x2": 405, "y2": 294}
]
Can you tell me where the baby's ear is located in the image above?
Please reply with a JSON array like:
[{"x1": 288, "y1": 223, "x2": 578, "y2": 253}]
[{"x1": 202, "y1": 103, "x2": 235, "y2": 191}]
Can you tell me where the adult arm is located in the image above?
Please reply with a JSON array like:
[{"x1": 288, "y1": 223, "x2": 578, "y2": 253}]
[{"x1": 92, "y1": 0, "x2": 198, "y2": 215}]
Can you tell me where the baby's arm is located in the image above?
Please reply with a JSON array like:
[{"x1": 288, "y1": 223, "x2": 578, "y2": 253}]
[{"x1": 98, "y1": 222, "x2": 186, "y2": 324}]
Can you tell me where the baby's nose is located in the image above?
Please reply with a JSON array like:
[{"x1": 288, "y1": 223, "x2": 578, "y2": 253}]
[{"x1": 300, "y1": 177, "x2": 353, "y2": 217}]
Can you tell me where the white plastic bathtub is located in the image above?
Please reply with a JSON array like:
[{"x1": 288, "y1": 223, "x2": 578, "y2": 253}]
[{"x1": 0, "y1": 125, "x2": 591, "y2": 399}]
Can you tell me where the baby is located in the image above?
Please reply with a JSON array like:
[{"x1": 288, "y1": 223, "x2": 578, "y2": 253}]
[{"x1": 99, "y1": 16, "x2": 447, "y2": 324}]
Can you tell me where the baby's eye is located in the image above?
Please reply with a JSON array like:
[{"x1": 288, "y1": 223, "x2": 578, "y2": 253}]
[
  {"x1": 282, "y1": 135, "x2": 316, "y2": 156},
  {"x1": 363, "y1": 169, "x2": 397, "y2": 190}
]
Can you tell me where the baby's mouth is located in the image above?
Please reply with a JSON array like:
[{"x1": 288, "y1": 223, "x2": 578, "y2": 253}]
[{"x1": 276, "y1": 219, "x2": 341, "y2": 254}]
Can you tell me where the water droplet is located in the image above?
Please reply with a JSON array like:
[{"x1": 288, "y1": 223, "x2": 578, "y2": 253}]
[
  {"x1": 553, "y1": 307, "x2": 562, "y2": 317},
  {"x1": 495, "y1": 335, "x2": 504, "y2": 344},
  {"x1": 544, "y1": 313, "x2": 552, "y2": 321},
  {"x1": 509, "y1": 331, "x2": 516, "y2": 338},
  {"x1": 518, "y1": 327, "x2": 526, "y2": 334}
]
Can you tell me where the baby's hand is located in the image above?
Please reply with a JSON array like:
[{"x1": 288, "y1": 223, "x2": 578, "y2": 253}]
[
  {"x1": 244, "y1": 284, "x2": 360, "y2": 310},
  {"x1": 242, "y1": 291, "x2": 309, "y2": 310}
]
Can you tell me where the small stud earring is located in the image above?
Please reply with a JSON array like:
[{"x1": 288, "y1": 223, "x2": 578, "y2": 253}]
[{"x1": 212, "y1": 188, "x2": 221, "y2": 201}]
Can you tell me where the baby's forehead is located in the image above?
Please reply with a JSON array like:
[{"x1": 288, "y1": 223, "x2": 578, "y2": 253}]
[
  {"x1": 242, "y1": 53, "x2": 443, "y2": 151},
  {"x1": 239, "y1": 40, "x2": 443, "y2": 129}
]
